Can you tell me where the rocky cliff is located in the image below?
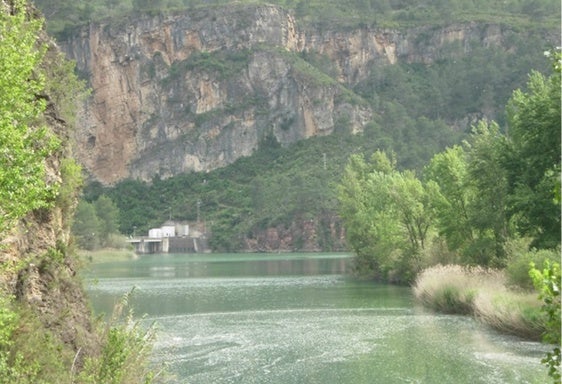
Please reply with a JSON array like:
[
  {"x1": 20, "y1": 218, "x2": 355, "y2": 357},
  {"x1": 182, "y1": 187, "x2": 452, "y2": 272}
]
[
  {"x1": 62, "y1": 4, "x2": 516, "y2": 184},
  {"x1": 0, "y1": 1, "x2": 98, "y2": 374}
]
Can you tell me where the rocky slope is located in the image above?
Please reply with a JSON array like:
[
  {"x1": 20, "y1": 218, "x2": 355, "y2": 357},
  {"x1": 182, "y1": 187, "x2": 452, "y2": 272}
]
[
  {"x1": 62, "y1": 4, "x2": 518, "y2": 185},
  {"x1": 0, "y1": 1, "x2": 98, "y2": 373}
]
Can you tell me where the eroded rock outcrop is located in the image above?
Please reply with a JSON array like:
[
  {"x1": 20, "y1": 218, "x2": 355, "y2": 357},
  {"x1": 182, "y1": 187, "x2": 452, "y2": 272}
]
[{"x1": 62, "y1": 4, "x2": 515, "y2": 184}]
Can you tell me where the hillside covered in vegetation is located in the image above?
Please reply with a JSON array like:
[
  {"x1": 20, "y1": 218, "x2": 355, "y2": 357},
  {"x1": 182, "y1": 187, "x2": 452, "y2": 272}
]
[{"x1": 49, "y1": 0, "x2": 560, "y2": 252}]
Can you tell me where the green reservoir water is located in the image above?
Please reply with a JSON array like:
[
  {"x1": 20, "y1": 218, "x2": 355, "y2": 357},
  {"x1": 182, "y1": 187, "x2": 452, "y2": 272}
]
[{"x1": 86, "y1": 253, "x2": 549, "y2": 383}]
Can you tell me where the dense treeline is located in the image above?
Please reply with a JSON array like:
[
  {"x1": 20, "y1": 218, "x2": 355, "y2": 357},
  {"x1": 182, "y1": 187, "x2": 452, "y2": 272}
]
[
  {"x1": 339, "y1": 51, "x2": 561, "y2": 380},
  {"x1": 338, "y1": 52, "x2": 561, "y2": 282},
  {"x1": 72, "y1": 196, "x2": 122, "y2": 250}
]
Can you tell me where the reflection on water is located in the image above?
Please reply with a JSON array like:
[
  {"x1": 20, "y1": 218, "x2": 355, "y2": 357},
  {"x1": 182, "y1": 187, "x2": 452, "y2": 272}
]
[{"x1": 85, "y1": 253, "x2": 549, "y2": 384}]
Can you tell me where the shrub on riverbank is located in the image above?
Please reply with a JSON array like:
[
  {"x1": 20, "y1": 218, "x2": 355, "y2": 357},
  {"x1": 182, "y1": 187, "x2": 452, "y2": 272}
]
[
  {"x1": 413, "y1": 264, "x2": 544, "y2": 340},
  {"x1": 78, "y1": 291, "x2": 159, "y2": 384},
  {"x1": 79, "y1": 248, "x2": 138, "y2": 264}
]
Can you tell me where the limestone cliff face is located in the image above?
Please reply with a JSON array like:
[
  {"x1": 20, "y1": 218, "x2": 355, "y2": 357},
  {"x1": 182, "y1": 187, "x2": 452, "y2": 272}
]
[{"x1": 62, "y1": 4, "x2": 509, "y2": 184}]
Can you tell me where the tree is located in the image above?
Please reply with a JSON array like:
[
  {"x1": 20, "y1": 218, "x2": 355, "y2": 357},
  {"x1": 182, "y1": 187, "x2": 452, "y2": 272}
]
[
  {"x1": 386, "y1": 170, "x2": 438, "y2": 280},
  {"x1": 425, "y1": 145, "x2": 474, "y2": 252},
  {"x1": 93, "y1": 195, "x2": 120, "y2": 246},
  {"x1": 338, "y1": 151, "x2": 437, "y2": 282},
  {"x1": 425, "y1": 121, "x2": 512, "y2": 267},
  {"x1": 463, "y1": 121, "x2": 511, "y2": 266},
  {"x1": 505, "y1": 63, "x2": 561, "y2": 248},
  {"x1": 72, "y1": 200, "x2": 100, "y2": 250},
  {"x1": 0, "y1": 0, "x2": 61, "y2": 233},
  {"x1": 338, "y1": 152, "x2": 399, "y2": 278}
]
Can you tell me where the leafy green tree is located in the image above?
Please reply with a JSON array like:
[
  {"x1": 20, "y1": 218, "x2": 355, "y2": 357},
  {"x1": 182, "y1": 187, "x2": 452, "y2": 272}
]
[
  {"x1": 389, "y1": 171, "x2": 435, "y2": 253},
  {"x1": 72, "y1": 200, "x2": 101, "y2": 250},
  {"x1": 463, "y1": 121, "x2": 511, "y2": 266},
  {"x1": 425, "y1": 145, "x2": 474, "y2": 252},
  {"x1": 338, "y1": 153, "x2": 395, "y2": 278},
  {"x1": 387, "y1": 169, "x2": 439, "y2": 280},
  {"x1": 427, "y1": 121, "x2": 511, "y2": 267},
  {"x1": 338, "y1": 151, "x2": 437, "y2": 281},
  {"x1": 0, "y1": 0, "x2": 60, "y2": 233},
  {"x1": 93, "y1": 195, "x2": 121, "y2": 246},
  {"x1": 505, "y1": 64, "x2": 561, "y2": 248}
]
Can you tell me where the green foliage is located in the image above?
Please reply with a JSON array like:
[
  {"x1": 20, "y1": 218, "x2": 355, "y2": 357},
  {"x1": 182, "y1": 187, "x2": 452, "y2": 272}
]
[
  {"x1": 463, "y1": 121, "x2": 511, "y2": 266},
  {"x1": 41, "y1": 49, "x2": 89, "y2": 125},
  {"x1": 34, "y1": 0, "x2": 561, "y2": 38},
  {"x1": 505, "y1": 65, "x2": 561, "y2": 248},
  {"x1": 93, "y1": 195, "x2": 121, "y2": 245},
  {"x1": 337, "y1": 151, "x2": 437, "y2": 282},
  {"x1": 72, "y1": 195, "x2": 121, "y2": 249},
  {"x1": 163, "y1": 49, "x2": 251, "y2": 86},
  {"x1": 355, "y1": 39, "x2": 550, "y2": 127},
  {"x1": 0, "y1": 0, "x2": 61, "y2": 232},
  {"x1": 0, "y1": 291, "x2": 157, "y2": 384},
  {"x1": 425, "y1": 145, "x2": 473, "y2": 252},
  {"x1": 72, "y1": 200, "x2": 101, "y2": 250},
  {"x1": 505, "y1": 238, "x2": 560, "y2": 289},
  {"x1": 529, "y1": 261, "x2": 561, "y2": 383},
  {"x1": 0, "y1": 294, "x2": 73, "y2": 384},
  {"x1": 57, "y1": 158, "x2": 83, "y2": 221},
  {"x1": 0, "y1": 295, "x2": 27, "y2": 384},
  {"x1": 426, "y1": 121, "x2": 527, "y2": 267},
  {"x1": 78, "y1": 290, "x2": 157, "y2": 384},
  {"x1": 344, "y1": 50, "x2": 560, "y2": 283}
]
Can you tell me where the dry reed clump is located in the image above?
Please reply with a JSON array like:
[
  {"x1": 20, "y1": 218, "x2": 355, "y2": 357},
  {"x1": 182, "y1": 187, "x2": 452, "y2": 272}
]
[
  {"x1": 472, "y1": 289, "x2": 544, "y2": 340},
  {"x1": 413, "y1": 264, "x2": 502, "y2": 314},
  {"x1": 413, "y1": 264, "x2": 545, "y2": 339}
]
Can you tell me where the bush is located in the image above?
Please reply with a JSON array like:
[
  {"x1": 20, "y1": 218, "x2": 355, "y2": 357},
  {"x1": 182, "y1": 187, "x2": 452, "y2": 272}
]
[
  {"x1": 530, "y1": 261, "x2": 561, "y2": 383},
  {"x1": 0, "y1": 0, "x2": 61, "y2": 233},
  {"x1": 413, "y1": 264, "x2": 485, "y2": 314},
  {"x1": 0, "y1": 294, "x2": 72, "y2": 384},
  {"x1": 79, "y1": 290, "x2": 159, "y2": 384},
  {"x1": 414, "y1": 264, "x2": 545, "y2": 340},
  {"x1": 473, "y1": 288, "x2": 544, "y2": 339},
  {"x1": 505, "y1": 238, "x2": 560, "y2": 289}
]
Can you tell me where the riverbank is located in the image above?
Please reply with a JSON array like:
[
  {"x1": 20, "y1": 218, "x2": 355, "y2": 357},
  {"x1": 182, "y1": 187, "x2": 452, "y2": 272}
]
[
  {"x1": 78, "y1": 248, "x2": 139, "y2": 264},
  {"x1": 413, "y1": 264, "x2": 545, "y2": 340}
]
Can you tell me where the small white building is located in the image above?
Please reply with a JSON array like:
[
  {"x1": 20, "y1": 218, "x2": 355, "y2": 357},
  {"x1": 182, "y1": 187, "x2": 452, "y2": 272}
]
[
  {"x1": 148, "y1": 228, "x2": 163, "y2": 238},
  {"x1": 161, "y1": 225, "x2": 176, "y2": 237},
  {"x1": 176, "y1": 224, "x2": 189, "y2": 237},
  {"x1": 148, "y1": 225, "x2": 175, "y2": 238}
]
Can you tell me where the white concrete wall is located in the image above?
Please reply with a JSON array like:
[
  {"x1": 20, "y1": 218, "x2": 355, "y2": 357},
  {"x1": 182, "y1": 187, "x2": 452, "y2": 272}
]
[
  {"x1": 148, "y1": 228, "x2": 163, "y2": 238},
  {"x1": 161, "y1": 225, "x2": 176, "y2": 237}
]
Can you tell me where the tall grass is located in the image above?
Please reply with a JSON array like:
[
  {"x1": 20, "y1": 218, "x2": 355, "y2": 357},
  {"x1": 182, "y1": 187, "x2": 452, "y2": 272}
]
[
  {"x1": 413, "y1": 264, "x2": 545, "y2": 340},
  {"x1": 78, "y1": 290, "x2": 161, "y2": 384}
]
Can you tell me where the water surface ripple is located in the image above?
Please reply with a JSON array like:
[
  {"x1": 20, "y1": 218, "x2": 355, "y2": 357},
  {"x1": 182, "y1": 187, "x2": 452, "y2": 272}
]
[{"x1": 86, "y1": 253, "x2": 549, "y2": 384}]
